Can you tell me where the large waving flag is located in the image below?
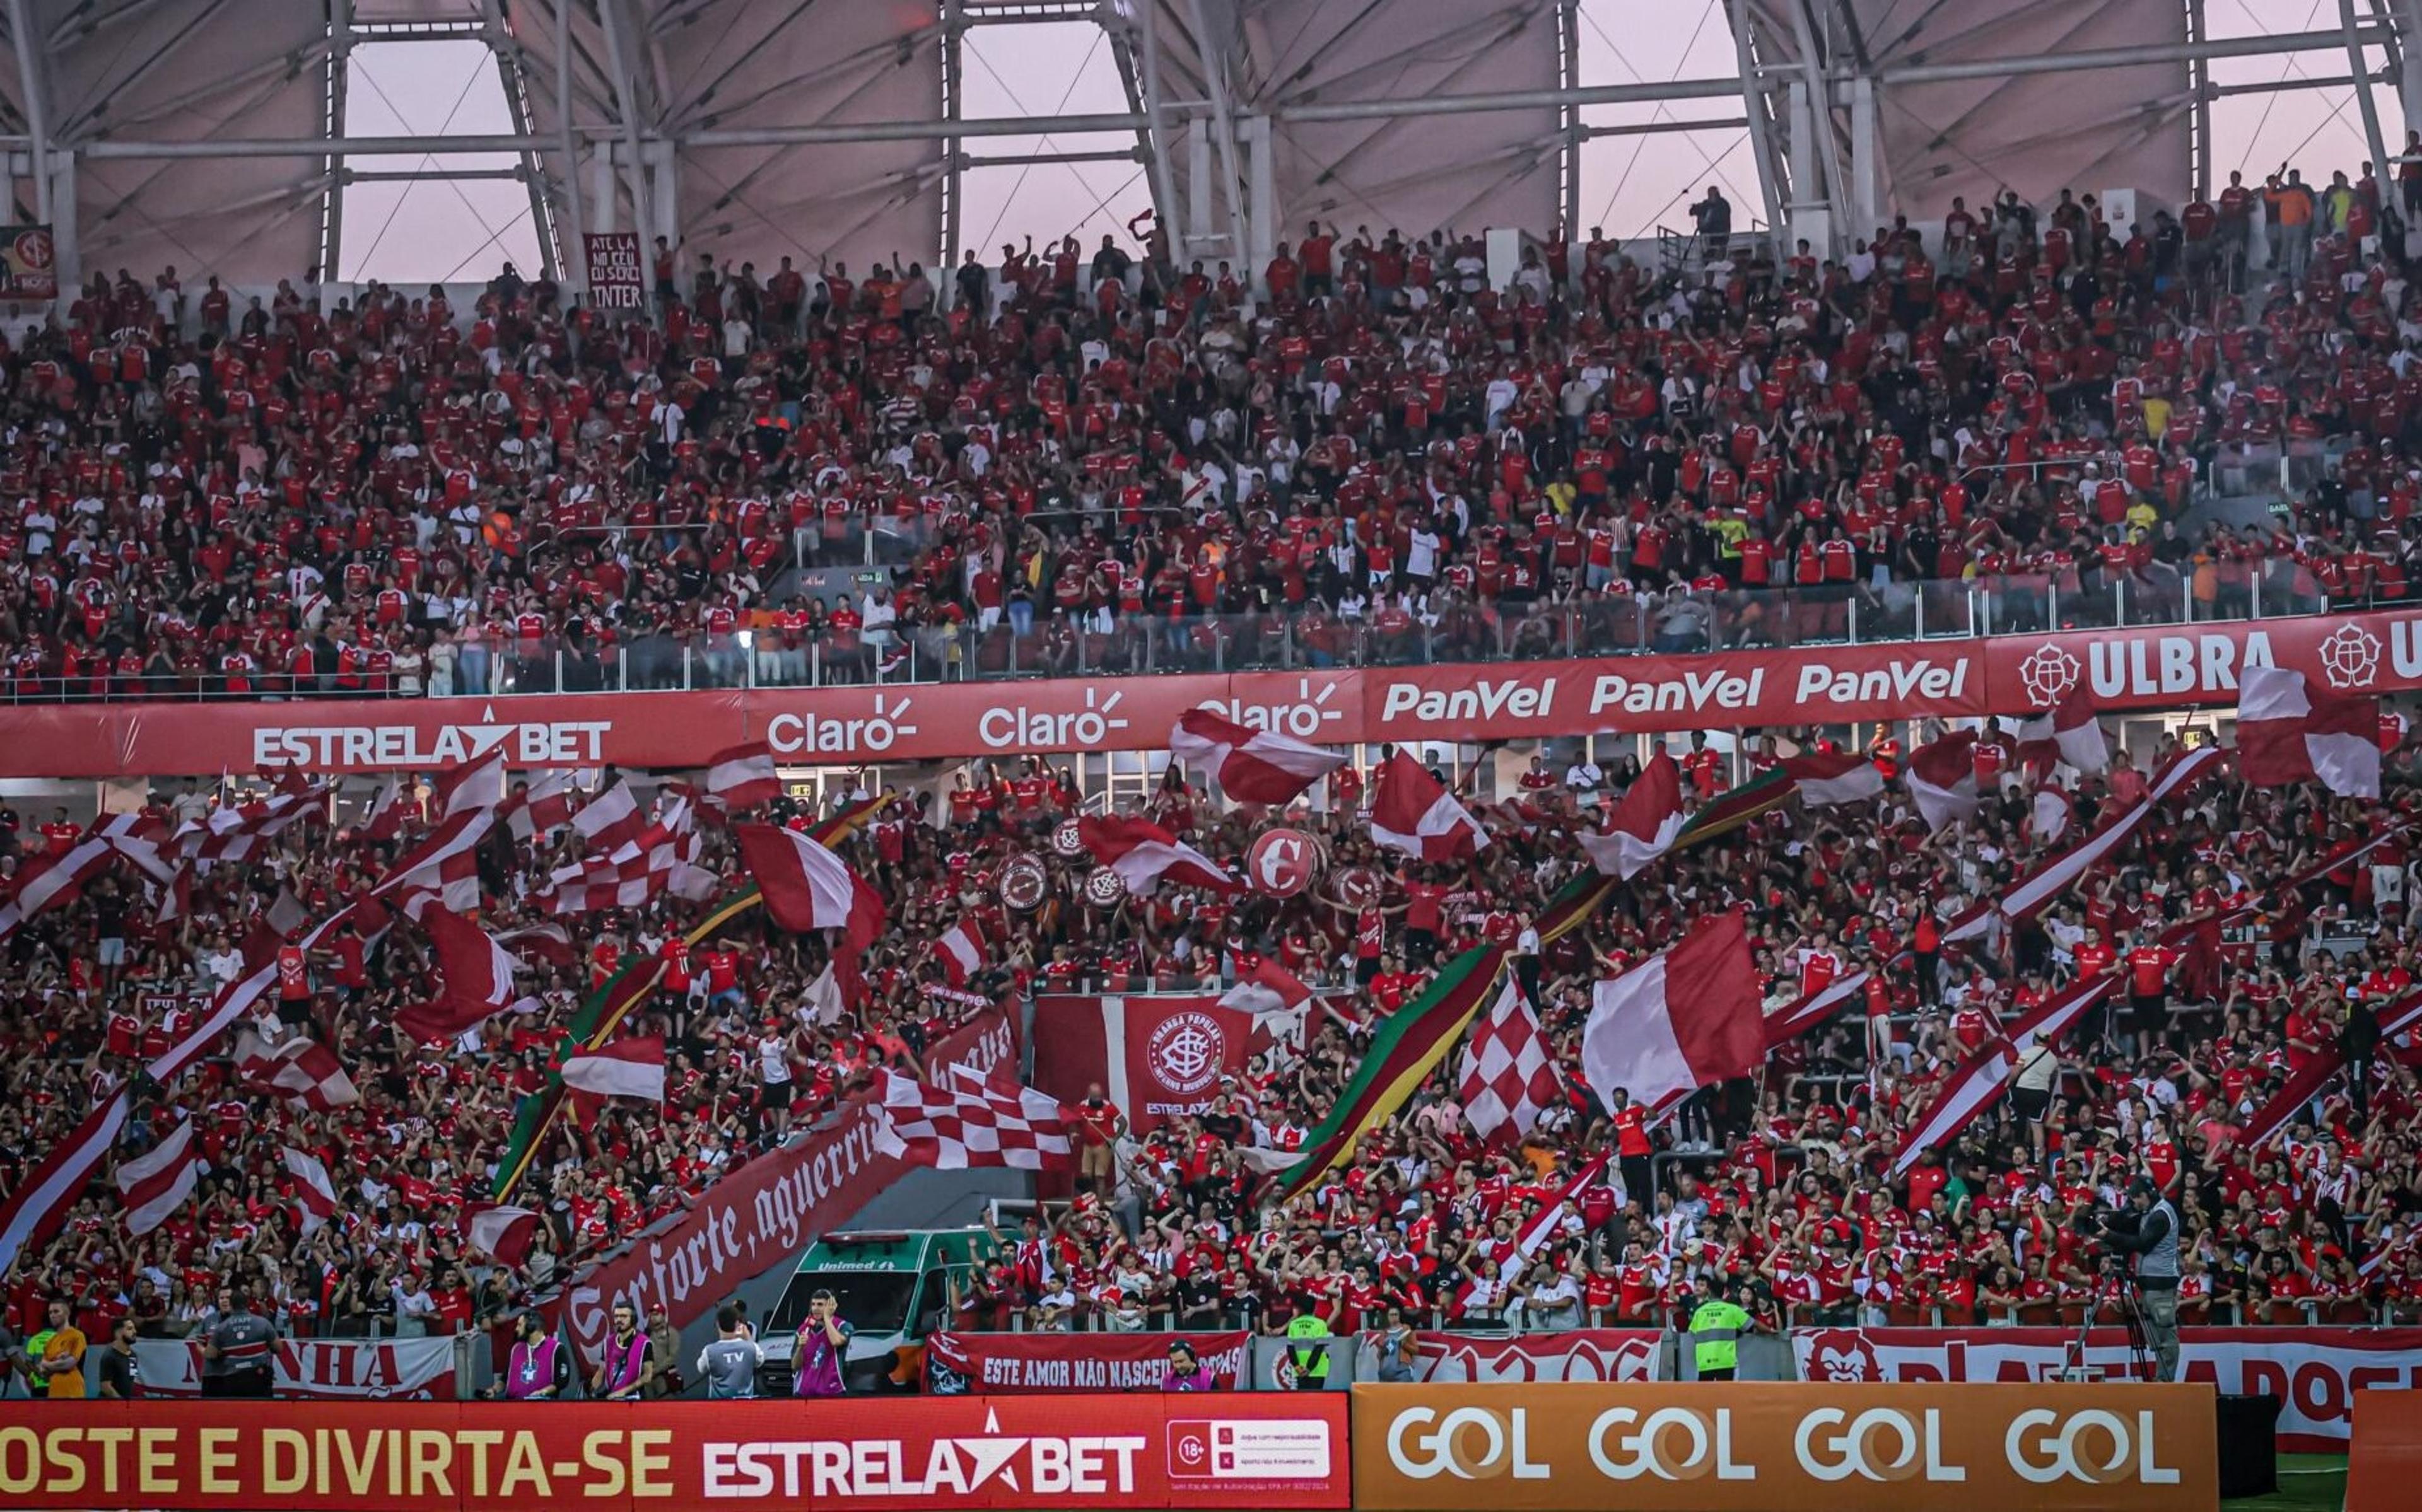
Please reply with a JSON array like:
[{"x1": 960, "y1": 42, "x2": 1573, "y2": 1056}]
[
  {"x1": 560, "y1": 1037, "x2": 667, "y2": 1103},
  {"x1": 734, "y1": 822, "x2": 887, "y2": 945},
  {"x1": 1889, "y1": 975, "x2": 2117, "y2": 1175},
  {"x1": 874, "y1": 1066, "x2": 1079, "y2": 1170},
  {"x1": 402, "y1": 907, "x2": 535, "y2": 1041},
  {"x1": 1169, "y1": 707, "x2": 1345, "y2": 805},
  {"x1": 1785, "y1": 750, "x2": 1886, "y2": 807},
  {"x1": 1457, "y1": 976, "x2": 1563, "y2": 1146},
  {"x1": 699, "y1": 741, "x2": 783, "y2": 813},
  {"x1": 1579, "y1": 752, "x2": 1686, "y2": 878},
  {"x1": 1581, "y1": 910, "x2": 1762, "y2": 1113},
  {"x1": 1905, "y1": 729, "x2": 1980, "y2": 830},
  {"x1": 117, "y1": 1119, "x2": 203, "y2": 1236},
  {"x1": 2016, "y1": 688, "x2": 2110, "y2": 777},
  {"x1": 1077, "y1": 815, "x2": 1239, "y2": 895},
  {"x1": 1369, "y1": 751, "x2": 1488, "y2": 861},
  {"x1": 1271, "y1": 944, "x2": 1509, "y2": 1201},
  {"x1": 2237, "y1": 665, "x2": 2380, "y2": 798}
]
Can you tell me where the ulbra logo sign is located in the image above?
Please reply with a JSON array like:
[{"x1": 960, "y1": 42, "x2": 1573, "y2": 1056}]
[
  {"x1": 1203, "y1": 677, "x2": 1346, "y2": 740},
  {"x1": 980, "y1": 687, "x2": 1130, "y2": 748},
  {"x1": 765, "y1": 693, "x2": 919, "y2": 755},
  {"x1": 2317, "y1": 622, "x2": 2383, "y2": 689},
  {"x1": 2016, "y1": 644, "x2": 2082, "y2": 708}
]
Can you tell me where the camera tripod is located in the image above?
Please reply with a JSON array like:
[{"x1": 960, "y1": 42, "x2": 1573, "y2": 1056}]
[{"x1": 2061, "y1": 1262, "x2": 2154, "y2": 1383}]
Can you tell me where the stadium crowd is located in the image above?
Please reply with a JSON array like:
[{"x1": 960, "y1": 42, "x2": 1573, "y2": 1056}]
[
  {"x1": 5, "y1": 159, "x2": 2422, "y2": 1397},
  {"x1": 4, "y1": 158, "x2": 2422, "y2": 701}
]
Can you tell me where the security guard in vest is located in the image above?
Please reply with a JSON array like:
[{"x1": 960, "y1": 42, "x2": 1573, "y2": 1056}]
[
  {"x1": 2098, "y1": 1175, "x2": 2183, "y2": 1381},
  {"x1": 1284, "y1": 1311, "x2": 1332, "y2": 1390},
  {"x1": 1688, "y1": 1279, "x2": 1754, "y2": 1381}
]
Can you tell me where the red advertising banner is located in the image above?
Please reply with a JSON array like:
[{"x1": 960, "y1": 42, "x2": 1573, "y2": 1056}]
[
  {"x1": 0, "y1": 226, "x2": 57, "y2": 300},
  {"x1": 0, "y1": 1394, "x2": 1351, "y2": 1511},
  {"x1": 1030, "y1": 994, "x2": 1251, "y2": 1133},
  {"x1": 559, "y1": 1009, "x2": 1015, "y2": 1362},
  {"x1": 13, "y1": 606, "x2": 2422, "y2": 777},
  {"x1": 925, "y1": 1329, "x2": 1253, "y2": 1393},
  {"x1": 1793, "y1": 1325, "x2": 2422, "y2": 1450},
  {"x1": 131, "y1": 1335, "x2": 455, "y2": 1399},
  {"x1": 1362, "y1": 1327, "x2": 1661, "y2": 1382}
]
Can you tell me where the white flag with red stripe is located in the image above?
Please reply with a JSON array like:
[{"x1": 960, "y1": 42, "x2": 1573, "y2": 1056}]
[
  {"x1": 1581, "y1": 910, "x2": 1763, "y2": 1112},
  {"x1": 560, "y1": 1037, "x2": 667, "y2": 1102},
  {"x1": 2016, "y1": 687, "x2": 2110, "y2": 776},
  {"x1": 433, "y1": 749, "x2": 510, "y2": 817},
  {"x1": 2237, "y1": 665, "x2": 2380, "y2": 798},
  {"x1": 1076, "y1": 815, "x2": 1239, "y2": 895},
  {"x1": 363, "y1": 776, "x2": 408, "y2": 840},
  {"x1": 93, "y1": 811, "x2": 180, "y2": 886},
  {"x1": 1783, "y1": 750, "x2": 1886, "y2": 807},
  {"x1": 570, "y1": 777, "x2": 647, "y2": 853},
  {"x1": 368, "y1": 808, "x2": 493, "y2": 917},
  {"x1": 1905, "y1": 730, "x2": 1980, "y2": 830},
  {"x1": 1458, "y1": 976, "x2": 1563, "y2": 1146},
  {"x1": 937, "y1": 916, "x2": 988, "y2": 986},
  {"x1": 700, "y1": 741, "x2": 782, "y2": 812},
  {"x1": 1168, "y1": 707, "x2": 1345, "y2": 805},
  {"x1": 465, "y1": 1204, "x2": 542, "y2": 1266},
  {"x1": 506, "y1": 769, "x2": 585, "y2": 840},
  {"x1": 734, "y1": 822, "x2": 888, "y2": 945},
  {"x1": 281, "y1": 1145, "x2": 340, "y2": 1236},
  {"x1": 0, "y1": 836, "x2": 117, "y2": 940},
  {"x1": 233, "y1": 1026, "x2": 360, "y2": 1110},
  {"x1": 1369, "y1": 751, "x2": 1488, "y2": 861},
  {"x1": 414, "y1": 907, "x2": 527, "y2": 1038},
  {"x1": 1890, "y1": 975, "x2": 2115, "y2": 1175},
  {"x1": 116, "y1": 1119, "x2": 202, "y2": 1236},
  {"x1": 1578, "y1": 752, "x2": 1686, "y2": 878},
  {"x1": 873, "y1": 1066, "x2": 1079, "y2": 1170}
]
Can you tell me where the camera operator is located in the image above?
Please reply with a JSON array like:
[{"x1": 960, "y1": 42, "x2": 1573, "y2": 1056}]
[{"x1": 2096, "y1": 1176, "x2": 2181, "y2": 1381}]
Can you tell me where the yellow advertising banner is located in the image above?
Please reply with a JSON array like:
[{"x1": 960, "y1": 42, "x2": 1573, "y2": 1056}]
[{"x1": 1352, "y1": 1381, "x2": 2217, "y2": 1512}]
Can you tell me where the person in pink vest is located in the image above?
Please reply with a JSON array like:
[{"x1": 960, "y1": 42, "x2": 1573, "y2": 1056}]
[
  {"x1": 488, "y1": 1311, "x2": 569, "y2": 1400},
  {"x1": 589, "y1": 1303, "x2": 655, "y2": 1401},
  {"x1": 793, "y1": 1289, "x2": 851, "y2": 1398}
]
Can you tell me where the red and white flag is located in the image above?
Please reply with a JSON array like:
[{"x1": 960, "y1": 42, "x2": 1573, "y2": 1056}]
[
  {"x1": 872, "y1": 1066, "x2": 1079, "y2": 1171},
  {"x1": 2016, "y1": 688, "x2": 2110, "y2": 776},
  {"x1": 116, "y1": 1119, "x2": 202, "y2": 1237},
  {"x1": 0, "y1": 836, "x2": 117, "y2": 940},
  {"x1": 1904, "y1": 729, "x2": 1980, "y2": 830},
  {"x1": 1889, "y1": 975, "x2": 2115, "y2": 1175},
  {"x1": 281, "y1": 1146, "x2": 340, "y2": 1236},
  {"x1": 368, "y1": 808, "x2": 493, "y2": 917},
  {"x1": 464, "y1": 1204, "x2": 542, "y2": 1266},
  {"x1": 1167, "y1": 707, "x2": 1345, "y2": 805},
  {"x1": 2237, "y1": 665, "x2": 2381, "y2": 798},
  {"x1": 1762, "y1": 970, "x2": 1871, "y2": 1050},
  {"x1": 93, "y1": 811, "x2": 180, "y2": 886},
  {"x1": 1581, "y1": 910, "x2": 1763, "y2": 1112},
  {"x1": 1488, "y1": 1151, "x2": 1610, "y2": 1288},
  {"x1": 1077, "y1": 815, "x2": 1239, "y2": 895},
  {"x1": 494, "y1": 922, "x2": 575, "y2": 968},
  {"x1": 505, "y1": 769, "x2": 585, "y2": 840},
  {"x1": 700, "y1": 741, "x2": 782, "y2": 812},
  {"x1": 1369, "y1": 751, "x2": 1489, "y2": 861},
  {"x1": 177, "y1": 782, "x2": 330, "y2": 865},
  {"x1": 1578, "y1": 751, "x2": 1686, "y2": 878},
  {"x1": 937, "y1": 917, "x2": 988, "y2": 986},
  {"x1": 1457, "y1": 977, "x2": 1563, "y2": 1146},
  {"x1": 404, "y1": 907, "x2": 532, "y2": 1041},
  {"x1": 734, "y1": 822, "x2": 887, "y2": 946},
  {"x1": 363, "y1": 776, "x2": 408, "y2": 840},
  {"x1": 570, "y1": 777, "x2": 646, "y2": 853},
  {"x1": 559, "y1": 1037, "x2": 667, "y2": 1103},
  {"x1": 1783, "y1": 750, "x2": 1887, "y2": 807},
  {"x1": 1219, "y1": 955, "x2": 1315, "y2": 1017},
  {"x1": 233, "y1": 1025, "x2": 360, "y2": 1110},
  {"x1": 433, "y1": 749, "x2": 510, "y2": 817}
]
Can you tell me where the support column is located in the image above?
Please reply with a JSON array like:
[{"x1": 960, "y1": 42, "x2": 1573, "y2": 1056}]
[
  {"x1": 2401, "y1": 0, "x2": 2422, "y2": 138},
  {"x1": 552, "y1": 0, "x2": 588, "y2": 294},
  {"x1": 1244, "y1": 112, "x2": 1275, "y2": 288},
  {"x1": 597, "y1": 0, "x2": 653, "y2": 242},
  {"x1": 1186, "y1": 0, "x2": 1249, "y2": 273},
  {"x1": 2343, "y1": 0, "x2": 2394, "y2": 217},
  {"x1": 940, "y1": 0, "x2": 964, "y2": 301},
  {"x1": 2187, "y1": 0, "x2": 2213, "y2": 200},
  {"x1": 1848, "y1": 75, "x2": 1879, "y2": 239},
  {"x1": 1728, "y1": 0, "x2": 1785, "y2": 255},
  {"x1": 1188, "y1": 128, "x2": 1213, "y2": 255},
  {"x1": 592, "y1": 142, "x2": 618, "y2": 235},
  {"x1": 7, "y1": 0, "x2": 51, "y2": 226},
  {"x1": 1133, "y1": 0, "x2": 1185, "y2": 260},
  {"x1": 1559, "y1": 0, "x2": 1581, "y2": 239},
  {"x1": 49, "y1": 151, "x2": 77, "y2": 306}
]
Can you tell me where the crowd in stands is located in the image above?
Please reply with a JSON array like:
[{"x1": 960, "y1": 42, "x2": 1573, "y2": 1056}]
[
  {"x1": 7, "y1": 158, "x2": 2422, "y2": 1395},
  {"x1": 10, "y1": 154, "x2": 2422, "y2": 702}
]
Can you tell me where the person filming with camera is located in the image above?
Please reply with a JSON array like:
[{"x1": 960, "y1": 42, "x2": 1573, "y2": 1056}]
[{"x1": 2095, "y1": 1175, "x2": 2182, "y2": 1381}]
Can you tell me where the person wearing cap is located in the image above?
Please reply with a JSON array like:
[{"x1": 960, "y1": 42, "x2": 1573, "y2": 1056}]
[
  {"x1": 2100, "y1": 1175, "x2": 2182, "y2": 1380},
  {"x1": 1688, "y1": 1279, "x2": 1753, "y2": 1381}
]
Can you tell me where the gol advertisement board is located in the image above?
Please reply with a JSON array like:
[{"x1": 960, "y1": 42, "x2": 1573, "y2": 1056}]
[
  {"x1": 1352, "y1": 1381, "x2": 2216, "y2": 1512},
  {"x1": 0, "y1": 1394, "x2": 1347, "y2": 1511}
]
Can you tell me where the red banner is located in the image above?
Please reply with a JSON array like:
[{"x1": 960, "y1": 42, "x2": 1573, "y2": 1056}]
[
  {"x1": 0, "y1": 1395, "x2": 1351, "y2": 1511},
  {"x1": 131, "y1": 1335, "x2": 455, "y2": 1399},
  {"x1": 1029, "y1": 994, "x2": 1251, "y2": 1134},
  {"x1": 1793, "y1": 1324, "x2": 2422, "y2": 1450},
  {"x1": 1361, "y1": 1327, "x2": 1661, "y2": 1382},
  {"x1": 13, "y1": 607, "x2": 2422, "y2": 776},
  {"x1": 925, "y1": 1330, "x2": 1253, "y2": 1393},
  {"x1": 559, "y1": 1009, "x2": 1015, "y2": 1363}
]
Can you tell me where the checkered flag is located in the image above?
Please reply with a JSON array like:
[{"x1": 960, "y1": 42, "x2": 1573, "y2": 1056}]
[
  {"x1": 1457, "y1": 975, "x2": 1562, "y2": 1146},
  {"x1": 873, "y1": 1065, "x2": 1079, "y2": 1171}
]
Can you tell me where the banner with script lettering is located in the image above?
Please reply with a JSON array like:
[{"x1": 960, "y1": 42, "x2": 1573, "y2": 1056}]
[{"x1": 924, "y1": 1330, "x2": 1251, "y2": 1393}]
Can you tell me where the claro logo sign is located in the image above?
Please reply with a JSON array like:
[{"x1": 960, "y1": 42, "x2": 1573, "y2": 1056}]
[{"x1": 1352, "y1": 1384, "x2": 2214, "y2": 1512}]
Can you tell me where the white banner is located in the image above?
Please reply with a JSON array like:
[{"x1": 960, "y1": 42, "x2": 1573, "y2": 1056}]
[
  {"x1": 1791, "y1": 1325, "x2": 2422, "y2": 1450},
  {"x1": 1363, "y1": 1328, "x2": 1663, "y2": 1383},
  {"x1": 133, "y1": 1334, "x2": 457, "y2": 1399}
]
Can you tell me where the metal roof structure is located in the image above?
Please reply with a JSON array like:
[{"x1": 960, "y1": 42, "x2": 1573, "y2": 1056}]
[{"x1": 0, "y1": 1, "x2": 2414, "y2": 294}]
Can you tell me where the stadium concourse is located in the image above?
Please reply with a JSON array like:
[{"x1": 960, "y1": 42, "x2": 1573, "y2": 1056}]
[{"x1": 7, "y1": 151, "x2": 2422, "y2": 1436}]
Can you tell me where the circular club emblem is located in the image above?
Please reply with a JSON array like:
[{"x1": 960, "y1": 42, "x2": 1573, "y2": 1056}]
[
  {"x1": 1051, "y1": 818, "x2": 1086, "y2": 857},
  {"x1": 1331, "y1": 864, "x2": 1382, "y2": 910},
  {"x1": 2017, "y1": 643, "x2": 2081, "y2": 708},
  {"x1": 2319, "y1": 623, "x2": 2384, "y2": 689},
  {"x1": 999, "y1": 852, "x2": 1048, "y2": 911},
  {"x1": 1083, "y1": 865, "x2": 1126, "y2": 907},
  {"x1": 1246, "y1": 827, "x2": 1318, "y2": 896},
  {"x1": 11, "y1": 229, "x2": 53, "y2": 272},
  {"x1": 1145, "y1": 1010, "x2": 1227, "y2": 1096}
]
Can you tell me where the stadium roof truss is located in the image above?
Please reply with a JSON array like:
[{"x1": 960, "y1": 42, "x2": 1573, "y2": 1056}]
[{"x1": 0, "y1": 0, "x2": 2416, "y2": 291}]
